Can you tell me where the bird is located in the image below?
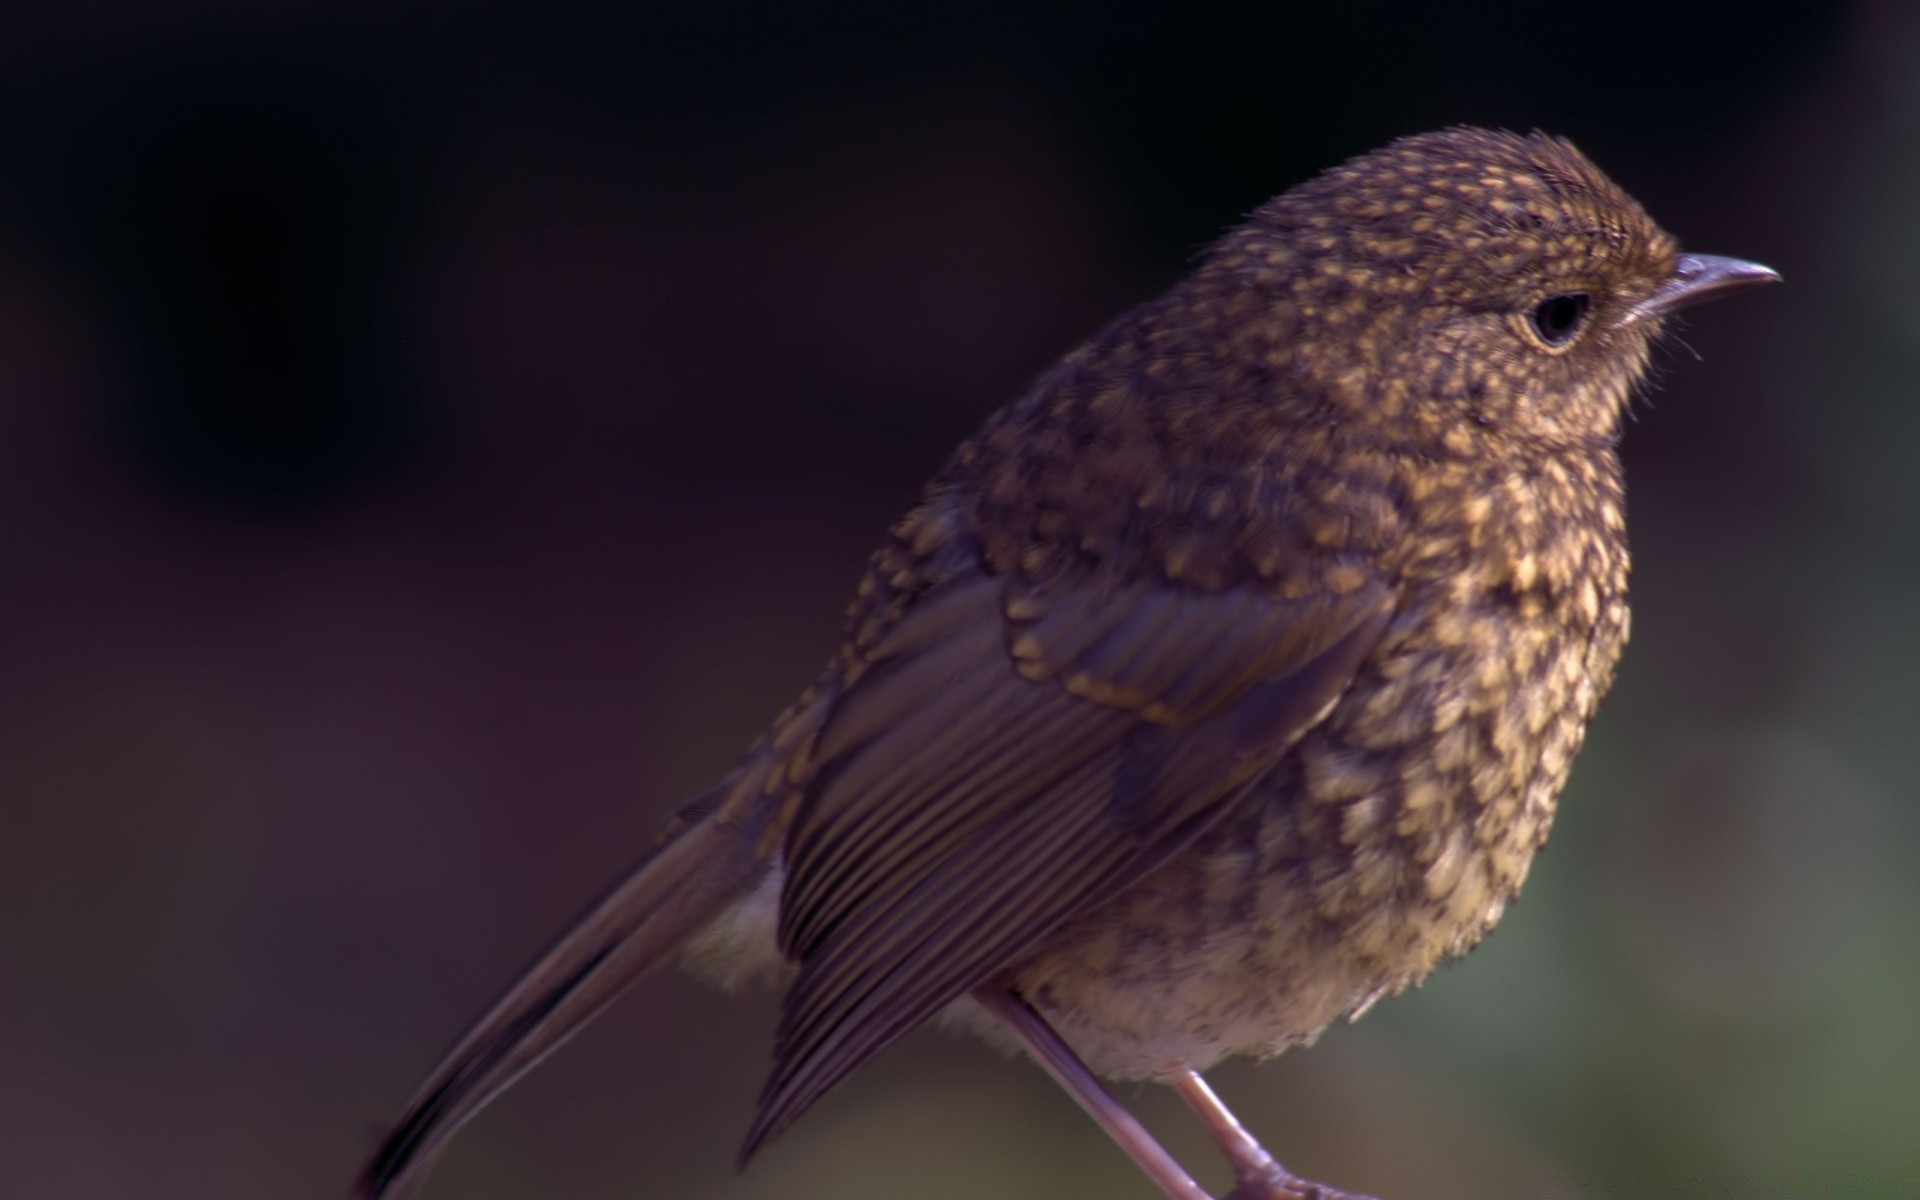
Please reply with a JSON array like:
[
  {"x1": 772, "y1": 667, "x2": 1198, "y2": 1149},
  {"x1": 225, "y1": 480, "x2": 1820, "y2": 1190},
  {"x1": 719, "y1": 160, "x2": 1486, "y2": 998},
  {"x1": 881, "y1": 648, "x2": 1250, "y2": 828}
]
[{"x1": 351, "y1": 126, "x2": 1778, "y2": 1200}]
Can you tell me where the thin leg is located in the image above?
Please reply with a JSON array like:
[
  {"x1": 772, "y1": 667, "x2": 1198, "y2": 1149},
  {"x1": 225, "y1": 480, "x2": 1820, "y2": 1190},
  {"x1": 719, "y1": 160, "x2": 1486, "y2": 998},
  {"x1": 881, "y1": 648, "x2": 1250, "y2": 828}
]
[
  {"x1": 972, "y1": 987, "x2": 1214, "y2": 1200},
  {"x1": 1173, "y1": 1071, "x2": 1286, "y2": 1191},
  {"x1": 1172, "y1": 1070, "x2": 1379, "y2": 1200}
]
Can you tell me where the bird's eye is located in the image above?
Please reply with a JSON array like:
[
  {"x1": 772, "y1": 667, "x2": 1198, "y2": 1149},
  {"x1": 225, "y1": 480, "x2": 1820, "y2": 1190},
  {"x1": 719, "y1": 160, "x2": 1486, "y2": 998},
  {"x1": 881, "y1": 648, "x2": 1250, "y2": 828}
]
[{"x1": 1531, "y1": 292, "x2": 1591, "y2": 346}]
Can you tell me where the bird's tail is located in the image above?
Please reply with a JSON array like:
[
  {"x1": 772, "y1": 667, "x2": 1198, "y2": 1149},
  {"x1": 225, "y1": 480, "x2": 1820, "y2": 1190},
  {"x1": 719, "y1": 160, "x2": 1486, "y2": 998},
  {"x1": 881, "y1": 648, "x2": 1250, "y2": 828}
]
[{"x1": 352, "y1": 774, "x2": 780, "y2": 1200}]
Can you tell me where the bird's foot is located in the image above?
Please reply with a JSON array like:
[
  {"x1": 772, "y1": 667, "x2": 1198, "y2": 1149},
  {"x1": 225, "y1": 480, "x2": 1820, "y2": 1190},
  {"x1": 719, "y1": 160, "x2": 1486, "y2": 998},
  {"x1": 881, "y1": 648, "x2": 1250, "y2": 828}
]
[
  {"x1": 1170, "y1": 1071, "x2": 1381, "y2": 1200},
  {"x1": 1224, "y1": 1167, "x2": 1379, "y2": 1200}
]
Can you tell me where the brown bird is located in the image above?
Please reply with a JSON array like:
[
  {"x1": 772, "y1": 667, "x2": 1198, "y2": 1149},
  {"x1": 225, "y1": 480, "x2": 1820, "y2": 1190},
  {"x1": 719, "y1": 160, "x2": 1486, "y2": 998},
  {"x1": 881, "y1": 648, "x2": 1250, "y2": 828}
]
[{"x1": 352, "y1": 127, "x2": 1777, "y2": 1200}]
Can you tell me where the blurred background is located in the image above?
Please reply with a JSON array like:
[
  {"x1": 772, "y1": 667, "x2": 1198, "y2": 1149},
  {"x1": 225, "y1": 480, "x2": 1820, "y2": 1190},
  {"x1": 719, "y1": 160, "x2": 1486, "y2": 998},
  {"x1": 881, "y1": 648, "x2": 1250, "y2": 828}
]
[{"x1": 0, "y1": 2, "x2": 1913, "y2": 1198}]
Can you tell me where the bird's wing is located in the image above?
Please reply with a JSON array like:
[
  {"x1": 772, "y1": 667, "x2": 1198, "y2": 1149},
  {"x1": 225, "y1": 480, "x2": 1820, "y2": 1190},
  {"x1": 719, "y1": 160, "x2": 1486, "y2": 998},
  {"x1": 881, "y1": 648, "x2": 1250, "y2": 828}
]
[{"x1": 744, "y1": 566, "x2": 1393, "y2": 1155}]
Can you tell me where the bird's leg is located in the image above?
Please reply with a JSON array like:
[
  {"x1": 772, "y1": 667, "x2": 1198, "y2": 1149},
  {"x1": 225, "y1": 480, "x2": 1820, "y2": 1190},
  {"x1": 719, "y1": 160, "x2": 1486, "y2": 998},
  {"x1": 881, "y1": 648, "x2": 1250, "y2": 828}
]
[
  {"x1": 1171, "y1": 1071, "x2": 1378, "y2": 1200},
  {"x1": 1171, "y1": 1071, "x2": 1287, "y2": 1193},
  {"x1": 972, "y1": 987, "x2": 1214, "y2": 1200}
]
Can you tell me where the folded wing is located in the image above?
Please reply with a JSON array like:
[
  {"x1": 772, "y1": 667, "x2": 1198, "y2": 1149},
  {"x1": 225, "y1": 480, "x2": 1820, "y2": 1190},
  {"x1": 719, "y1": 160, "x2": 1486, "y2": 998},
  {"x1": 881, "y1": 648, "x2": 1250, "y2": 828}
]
[{"x1": 745, "y1": 567, "x2": 1394, "y2": 1157}]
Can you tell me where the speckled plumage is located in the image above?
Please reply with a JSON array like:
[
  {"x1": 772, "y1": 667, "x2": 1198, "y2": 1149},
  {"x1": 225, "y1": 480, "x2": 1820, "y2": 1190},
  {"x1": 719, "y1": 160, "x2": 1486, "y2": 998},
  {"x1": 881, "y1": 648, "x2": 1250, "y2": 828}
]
[
  {"x1": 357, "y1": 128, "x2": 1776, "y2": 1200},
  {"x1": 749, "y1": 128, "x2": 1654, "y2": 1092}
]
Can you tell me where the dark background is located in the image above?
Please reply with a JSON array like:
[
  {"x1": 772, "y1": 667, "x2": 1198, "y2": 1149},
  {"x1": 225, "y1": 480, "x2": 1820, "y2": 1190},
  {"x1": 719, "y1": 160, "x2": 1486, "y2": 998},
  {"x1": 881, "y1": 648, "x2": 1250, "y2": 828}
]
[{"x1": 2, "y1": 3, "x2": 1914, "y2": 1198}]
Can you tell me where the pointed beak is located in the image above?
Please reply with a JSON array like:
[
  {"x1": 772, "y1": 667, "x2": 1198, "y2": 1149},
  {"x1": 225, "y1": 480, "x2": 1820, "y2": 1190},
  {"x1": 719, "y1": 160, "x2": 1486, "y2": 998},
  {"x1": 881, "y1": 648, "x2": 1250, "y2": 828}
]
[{"x1": 1629, "y1": 253, "x2": 1781, "y2": 323}]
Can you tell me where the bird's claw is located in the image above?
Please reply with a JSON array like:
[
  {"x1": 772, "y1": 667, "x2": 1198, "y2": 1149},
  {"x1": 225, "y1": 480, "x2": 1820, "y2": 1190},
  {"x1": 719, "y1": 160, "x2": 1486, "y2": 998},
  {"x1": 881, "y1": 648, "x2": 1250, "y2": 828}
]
[{"x1": 1225, "y1": 1169, "x2": 1380, "y2": 1200}]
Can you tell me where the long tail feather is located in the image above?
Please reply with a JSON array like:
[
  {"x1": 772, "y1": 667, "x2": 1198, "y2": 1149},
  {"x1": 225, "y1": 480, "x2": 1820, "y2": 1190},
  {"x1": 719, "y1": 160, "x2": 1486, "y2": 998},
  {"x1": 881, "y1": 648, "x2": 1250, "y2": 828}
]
[{"x1": 353, "y1": 779, "x2": 777, "y2": 1200}]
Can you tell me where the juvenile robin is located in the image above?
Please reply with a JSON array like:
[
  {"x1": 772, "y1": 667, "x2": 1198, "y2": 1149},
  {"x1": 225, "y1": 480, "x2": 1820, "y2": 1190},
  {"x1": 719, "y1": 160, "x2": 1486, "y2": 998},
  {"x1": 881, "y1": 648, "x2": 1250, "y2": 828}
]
[{"x1": 353, "y1": 127, "x2": 1778, "y2": 1200}]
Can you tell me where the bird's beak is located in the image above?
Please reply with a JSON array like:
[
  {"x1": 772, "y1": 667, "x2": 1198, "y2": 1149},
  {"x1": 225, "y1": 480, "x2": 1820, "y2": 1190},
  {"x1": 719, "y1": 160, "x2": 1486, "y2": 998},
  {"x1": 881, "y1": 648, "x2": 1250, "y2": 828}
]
[{"x1": 1629, "y1": 253, "x2": 1781, "y2": 323}]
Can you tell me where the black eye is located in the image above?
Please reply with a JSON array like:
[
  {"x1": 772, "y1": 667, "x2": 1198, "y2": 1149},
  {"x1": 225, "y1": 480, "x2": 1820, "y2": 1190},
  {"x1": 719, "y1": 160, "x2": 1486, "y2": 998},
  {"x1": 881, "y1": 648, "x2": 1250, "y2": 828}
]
[{"x1": 1531, "y1": 292, "x2": 1590, "y2": 345}]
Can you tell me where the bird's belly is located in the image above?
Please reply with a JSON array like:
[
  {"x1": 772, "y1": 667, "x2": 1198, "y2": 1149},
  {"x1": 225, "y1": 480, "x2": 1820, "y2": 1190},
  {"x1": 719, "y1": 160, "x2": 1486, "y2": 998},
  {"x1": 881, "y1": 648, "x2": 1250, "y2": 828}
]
[
  {"x1": 686, "y1": 601, "x2": 1615, "y2": 1084},
  {"x1": 1001, "y1": 611, "x2": 1607, "y2": 1080},
  {"x1": 994, "y1": 796, "x2": 1441, "y2": 1081}
]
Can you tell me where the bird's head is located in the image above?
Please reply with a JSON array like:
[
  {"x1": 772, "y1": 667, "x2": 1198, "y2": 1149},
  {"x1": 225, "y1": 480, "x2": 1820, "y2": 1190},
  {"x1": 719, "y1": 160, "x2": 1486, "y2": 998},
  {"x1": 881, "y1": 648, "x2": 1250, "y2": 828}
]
[{"x1": 1199, "y1": 127, "x2": 1778, "y2": 453}]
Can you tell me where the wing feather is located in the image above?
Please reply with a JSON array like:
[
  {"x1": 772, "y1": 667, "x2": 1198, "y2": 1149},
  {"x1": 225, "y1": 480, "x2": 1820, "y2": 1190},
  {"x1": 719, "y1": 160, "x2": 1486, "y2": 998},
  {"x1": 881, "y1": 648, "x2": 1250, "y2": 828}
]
[{"x1": 744, "y1": 568, "x2": 1393, "y2": 1159}]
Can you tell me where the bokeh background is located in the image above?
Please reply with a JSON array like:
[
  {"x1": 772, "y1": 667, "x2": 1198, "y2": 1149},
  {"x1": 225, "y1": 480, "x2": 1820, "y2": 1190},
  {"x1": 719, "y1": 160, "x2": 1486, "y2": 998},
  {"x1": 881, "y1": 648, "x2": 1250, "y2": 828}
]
[{"x1": 1, "y1": 3, "x2": 1914, "y2": 1198}]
